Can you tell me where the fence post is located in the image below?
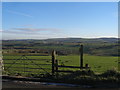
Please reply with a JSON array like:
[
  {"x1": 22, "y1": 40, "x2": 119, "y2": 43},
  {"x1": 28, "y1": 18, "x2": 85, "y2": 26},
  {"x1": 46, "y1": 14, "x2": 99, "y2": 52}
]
[
  {"x1": 55, "y1": 60, "x2": 58, "y2": 78},
  {"x1": 80, "y1": 45, "x2": 83, "y2": 68},
  {"x1": 85, "y1": 64, "x2": 89, "y2": 68},
  {"x1": 52, "y1": 50, "x2": 56, "y2": 75}
]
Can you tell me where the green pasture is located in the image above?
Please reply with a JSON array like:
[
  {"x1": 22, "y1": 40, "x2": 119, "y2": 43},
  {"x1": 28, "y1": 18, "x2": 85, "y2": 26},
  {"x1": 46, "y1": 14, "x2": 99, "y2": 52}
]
[
  {"x1": 3, "y1": 54, "x2": 118, "y2": 75},
  {"x1": 56, "y1": 54, "x2": 118, "y2": 73}
]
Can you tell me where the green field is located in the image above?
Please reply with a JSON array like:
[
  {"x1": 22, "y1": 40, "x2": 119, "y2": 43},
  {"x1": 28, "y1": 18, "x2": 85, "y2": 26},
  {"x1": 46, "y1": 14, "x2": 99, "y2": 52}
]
[
  {"x1": 57, "y1": 54, "x2": 118, "y2": 73},
  {"x1": 3, "y1": 54, "x2": 118, "y2": 75}
]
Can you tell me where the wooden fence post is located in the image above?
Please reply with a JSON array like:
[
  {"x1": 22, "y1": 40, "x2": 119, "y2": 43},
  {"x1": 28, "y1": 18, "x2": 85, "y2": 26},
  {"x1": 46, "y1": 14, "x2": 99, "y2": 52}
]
[
  {"x1": 80, "y1": 45, "x2": 83, "y2": 68},
  {"x1": 85, "y1": 64, "x2": 89, "y2": 68},
  {"x1": 52, "y1": 50, "x2": 56, "y2": 75},
  {"x1": 55, "y1": 60, "x2": 58, "y2": 78}
]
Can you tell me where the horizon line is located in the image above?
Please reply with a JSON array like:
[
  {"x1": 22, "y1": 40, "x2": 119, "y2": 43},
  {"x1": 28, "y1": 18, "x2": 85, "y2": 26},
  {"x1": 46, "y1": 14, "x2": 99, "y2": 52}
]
[{"x1": 2, "y1": 36, "x2": 119, "y2": 40}]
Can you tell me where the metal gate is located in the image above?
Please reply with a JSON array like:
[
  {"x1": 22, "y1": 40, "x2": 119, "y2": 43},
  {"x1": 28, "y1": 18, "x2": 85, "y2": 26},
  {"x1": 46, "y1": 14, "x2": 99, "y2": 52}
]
[{"x1": 3, "y1": 54, "x2": 52, "y2": 76}]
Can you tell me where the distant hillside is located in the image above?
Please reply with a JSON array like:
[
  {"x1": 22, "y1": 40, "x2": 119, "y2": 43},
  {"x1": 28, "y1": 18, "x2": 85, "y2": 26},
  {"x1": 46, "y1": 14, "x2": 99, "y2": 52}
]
[
  {"x1": 3, "y1": 37, "x2": 118, "y2": 43},
  {"x1": 42, "y1": 38, "x2": 118, "y2": 43},
  {"x1": 2, "y1": 38, "x2": 119, "y2": 56}
]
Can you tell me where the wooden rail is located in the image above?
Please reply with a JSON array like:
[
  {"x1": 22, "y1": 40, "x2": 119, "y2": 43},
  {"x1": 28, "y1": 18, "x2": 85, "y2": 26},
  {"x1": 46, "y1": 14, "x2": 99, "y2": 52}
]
[
  {"x1": 58, "y1": 65, "x2": 80, "y2": 68},
  {"x1": 58, "y1": 65, "x2": 90, "y2": 69}
]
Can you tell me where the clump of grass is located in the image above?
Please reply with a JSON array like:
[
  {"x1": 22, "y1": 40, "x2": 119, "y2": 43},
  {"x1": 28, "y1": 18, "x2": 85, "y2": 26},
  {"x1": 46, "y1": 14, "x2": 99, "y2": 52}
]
[
  {"x1": 101, "y1": 68, "x2": 120, "y2": 77},
  {"x1": 2, "y1": 70, "x2": 8, "y2": 75},
  {"x1": 69, "y1": 70, "x2": 95, "y2": 77},
  {"x1": 26, "y1": 73, "x2": 54, "y2": 79},
  {"x1": 15, "y1": 73, "x2": 22, "y2": 76},
  {"x1": 55, "y1": 70, "x2": 95, "y2": 82}
]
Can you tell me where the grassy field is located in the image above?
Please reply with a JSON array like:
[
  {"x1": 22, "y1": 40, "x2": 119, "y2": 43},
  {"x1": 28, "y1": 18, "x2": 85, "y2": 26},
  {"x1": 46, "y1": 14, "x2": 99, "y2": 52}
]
[
  {"x1": 3, "y1": 54, "x2": 118, "y2": 76},
  {"x1": 57, "y1": 54, "x2": 118, "y2": 73}
]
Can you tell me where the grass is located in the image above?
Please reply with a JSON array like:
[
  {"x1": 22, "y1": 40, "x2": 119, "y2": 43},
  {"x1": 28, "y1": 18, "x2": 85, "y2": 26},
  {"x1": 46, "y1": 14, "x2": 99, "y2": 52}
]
[
  {"x1": 3, "y1": 53, "x2": 118, "y2": 76},
  {"x1": 56, "y1": 54, "x2": 118, "y2": 73}
]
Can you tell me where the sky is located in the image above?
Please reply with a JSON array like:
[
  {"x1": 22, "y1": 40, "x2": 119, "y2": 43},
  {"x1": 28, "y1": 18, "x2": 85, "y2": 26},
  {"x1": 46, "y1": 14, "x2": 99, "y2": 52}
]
[
  {"x1": 2, "y1": 2, "x2": 118, "y2": 40},
  {"x1": 1, "y1": 0, "x2": 119, "y2": 2}
]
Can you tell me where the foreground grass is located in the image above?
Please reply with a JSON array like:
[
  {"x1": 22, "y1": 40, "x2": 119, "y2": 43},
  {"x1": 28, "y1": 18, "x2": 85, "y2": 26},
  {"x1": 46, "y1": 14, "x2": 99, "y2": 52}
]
[
  {"x1": 30, "y1": 69, "x2": 120, "y2": 88},
  {"x1": 3, "y1": 69, "x2": 120, "y2": 88}
]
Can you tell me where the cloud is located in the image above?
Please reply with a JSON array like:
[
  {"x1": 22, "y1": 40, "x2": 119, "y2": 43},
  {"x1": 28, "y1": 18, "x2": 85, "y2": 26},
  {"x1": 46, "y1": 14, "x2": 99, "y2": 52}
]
[
  {"x1": 7, "y1": 10, "x2": 33, "y2": 18},
  {"x1": 0, "y1": 30, "x2": 2, "y2": 32},
  {"x1": 2, "y1": 30, "x2": 39, "y2": 35},
  {"x1": 2, "y1": 27, "x2": 62, "y2": 35},
  {"x1": 11, "y1": 28, "x2": 60, "y2": 32},
  {"x1": 22, "y1": 24, "x2": 34, "y2": 27}
]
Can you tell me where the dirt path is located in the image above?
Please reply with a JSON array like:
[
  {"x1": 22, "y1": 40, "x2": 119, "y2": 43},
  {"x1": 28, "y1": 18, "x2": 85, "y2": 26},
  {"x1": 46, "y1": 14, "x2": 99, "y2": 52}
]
[
  {"x1": 2, "y1": 79, "x2": 119, "y2": 90},
  {"x1": 2, "y1": 79, "x2": 70, "y2": 88}
]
